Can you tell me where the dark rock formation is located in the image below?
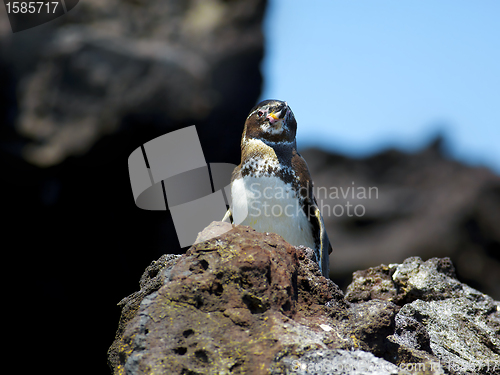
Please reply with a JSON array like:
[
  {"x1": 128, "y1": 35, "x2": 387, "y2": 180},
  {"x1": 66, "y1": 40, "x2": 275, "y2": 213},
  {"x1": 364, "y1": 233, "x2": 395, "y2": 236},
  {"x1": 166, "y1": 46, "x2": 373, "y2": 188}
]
[
  {"x1": 1, "y1": 2, "x2": 266, "y2": 374},
  {"x1": 109, "y1": 223, "x2": 500, "y2": 374},
  {"x1": 301, "y1": 141, "x2": 500, "y2": 300},
  {"x1": 2, "y1": 0, "x2": 265, "y2": 166}
]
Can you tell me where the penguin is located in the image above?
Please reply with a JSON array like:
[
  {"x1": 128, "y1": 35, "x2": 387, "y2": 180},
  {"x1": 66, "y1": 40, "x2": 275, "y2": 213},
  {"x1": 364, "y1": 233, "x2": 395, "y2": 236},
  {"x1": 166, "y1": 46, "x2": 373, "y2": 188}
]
[{"x1": 223, "y1": 99, "x2": 332, "y2": 277}]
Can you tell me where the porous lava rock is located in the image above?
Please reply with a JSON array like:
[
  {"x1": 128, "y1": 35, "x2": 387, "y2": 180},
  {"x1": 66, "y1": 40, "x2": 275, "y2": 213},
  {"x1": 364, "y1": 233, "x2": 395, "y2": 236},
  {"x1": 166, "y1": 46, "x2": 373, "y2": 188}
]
[{"x1": 109, "y1": 223, "x2": 500, "y2": 374}]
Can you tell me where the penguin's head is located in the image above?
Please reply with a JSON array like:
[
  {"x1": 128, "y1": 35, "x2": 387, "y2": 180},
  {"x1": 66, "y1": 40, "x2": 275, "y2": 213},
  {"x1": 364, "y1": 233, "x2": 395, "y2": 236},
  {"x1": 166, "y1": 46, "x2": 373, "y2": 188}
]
[{"x1": 242, "y1": 99, "x2": 297, "y2": 146}]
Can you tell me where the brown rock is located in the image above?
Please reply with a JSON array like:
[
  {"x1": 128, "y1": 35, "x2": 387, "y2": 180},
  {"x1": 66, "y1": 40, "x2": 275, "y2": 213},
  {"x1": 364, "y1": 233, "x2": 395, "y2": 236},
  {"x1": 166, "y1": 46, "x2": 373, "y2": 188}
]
[
  {"x1": 111, "y1": 224, "x2": 475, "y2": 374},
  {"x1": 108, "y1": 224, "x2": 349, "y2": 374}
]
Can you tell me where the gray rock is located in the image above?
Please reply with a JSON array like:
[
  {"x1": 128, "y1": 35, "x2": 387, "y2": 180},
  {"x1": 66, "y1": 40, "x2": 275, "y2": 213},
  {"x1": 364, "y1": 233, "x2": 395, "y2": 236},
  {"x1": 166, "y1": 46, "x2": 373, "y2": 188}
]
[
  {"x1": 347, "y1": 257, "x2": 469, "y2": 305},
  {"x1": 395, "y1": 298, "x2": 500, "y2": 374},
  {"x1": 347, "y1": 256, "x2": 500, "y2": 374}
]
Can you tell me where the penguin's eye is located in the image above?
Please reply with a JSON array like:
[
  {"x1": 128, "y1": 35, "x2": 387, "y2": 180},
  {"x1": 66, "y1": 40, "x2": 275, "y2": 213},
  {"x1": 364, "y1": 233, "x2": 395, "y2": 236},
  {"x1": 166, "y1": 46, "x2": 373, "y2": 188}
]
[{"x1": 257, "y1": 111, "x2": 263, "y2": 117}]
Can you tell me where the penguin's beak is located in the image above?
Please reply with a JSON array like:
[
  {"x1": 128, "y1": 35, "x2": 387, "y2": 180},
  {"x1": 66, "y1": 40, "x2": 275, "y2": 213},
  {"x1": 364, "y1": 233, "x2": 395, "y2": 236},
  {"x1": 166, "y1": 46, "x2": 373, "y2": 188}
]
[
  {"x1": 269, "y1": 103, "x2": 288, "y2": 121},
  {"x1": 268, "y1": 112, "x2": 280, "y2": 121}
]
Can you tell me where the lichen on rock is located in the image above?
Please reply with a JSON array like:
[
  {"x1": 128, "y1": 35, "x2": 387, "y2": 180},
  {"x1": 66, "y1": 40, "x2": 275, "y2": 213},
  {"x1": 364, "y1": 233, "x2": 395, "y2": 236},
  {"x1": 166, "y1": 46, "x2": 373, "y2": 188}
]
[{"x1": 108, "y1": 223, "x2": 500, "y2": 374}]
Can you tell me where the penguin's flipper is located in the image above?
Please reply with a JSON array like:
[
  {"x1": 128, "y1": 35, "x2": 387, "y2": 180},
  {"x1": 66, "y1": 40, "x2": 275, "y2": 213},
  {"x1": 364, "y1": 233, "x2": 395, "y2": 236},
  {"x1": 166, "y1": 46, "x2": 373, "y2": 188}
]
[{"x1": 309, "y1": 198, "x2": 332, "y2": 278}]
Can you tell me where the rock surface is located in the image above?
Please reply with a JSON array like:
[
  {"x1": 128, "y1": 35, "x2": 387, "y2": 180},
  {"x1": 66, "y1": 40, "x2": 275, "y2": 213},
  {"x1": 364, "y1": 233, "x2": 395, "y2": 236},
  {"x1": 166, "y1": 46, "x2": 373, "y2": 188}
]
[
  {"x1": 347, "y1": 256, "x2": 500, "y2": 374},
  {"x1": 108, "y1": 223, "x2": 500, "y2": 374}
]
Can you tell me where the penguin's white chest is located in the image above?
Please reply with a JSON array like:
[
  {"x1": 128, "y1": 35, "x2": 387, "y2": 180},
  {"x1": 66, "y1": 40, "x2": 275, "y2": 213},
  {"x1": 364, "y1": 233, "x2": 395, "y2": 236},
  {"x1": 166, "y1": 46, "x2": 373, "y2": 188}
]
[{"x1": 230, "y1": 175, "x2": 315, "y2": 249}]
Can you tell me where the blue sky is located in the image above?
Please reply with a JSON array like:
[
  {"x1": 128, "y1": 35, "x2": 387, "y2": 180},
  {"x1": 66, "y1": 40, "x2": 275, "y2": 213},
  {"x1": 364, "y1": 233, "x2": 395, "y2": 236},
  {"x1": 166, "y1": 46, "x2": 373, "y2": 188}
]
[{"x1": 260, "y1": 0, "x2": 500, "y2": 173}]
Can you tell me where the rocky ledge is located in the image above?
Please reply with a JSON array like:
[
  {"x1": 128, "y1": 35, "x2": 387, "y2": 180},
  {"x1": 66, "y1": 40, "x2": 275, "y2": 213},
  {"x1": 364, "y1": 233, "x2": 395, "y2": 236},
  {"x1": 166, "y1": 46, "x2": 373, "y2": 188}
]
[{"x1": 108, "y1": 222, "x2": 500, "y2": 375}]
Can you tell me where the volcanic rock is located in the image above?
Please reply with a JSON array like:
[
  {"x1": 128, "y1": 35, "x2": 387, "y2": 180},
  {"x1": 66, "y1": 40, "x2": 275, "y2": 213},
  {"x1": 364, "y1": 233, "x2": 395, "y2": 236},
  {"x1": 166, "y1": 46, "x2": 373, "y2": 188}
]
[{"x1": 108, "y1": 223, "x2": 500, "y2": 374}]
